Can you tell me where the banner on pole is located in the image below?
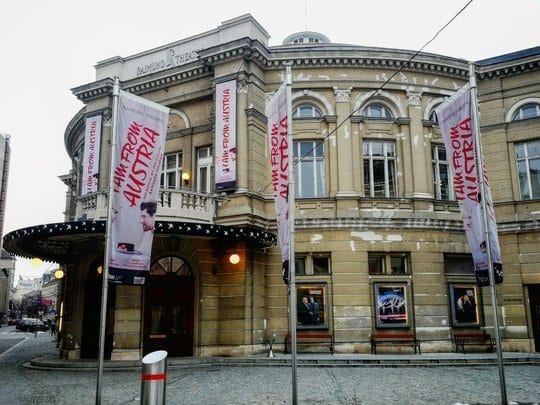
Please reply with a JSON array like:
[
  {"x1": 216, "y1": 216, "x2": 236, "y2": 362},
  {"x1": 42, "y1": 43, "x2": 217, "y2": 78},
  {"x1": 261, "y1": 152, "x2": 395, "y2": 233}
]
[
  {"x1": 82, "y1": 114, "x2": 102, "y2": 195},
  {"x1": 215, "y1": 80, "x2": 237, "y2": 192},
  {"x1": 436, "y1": 88, "x2": 503, "y2": 286},
  {"x1": 267, "y1": 82, "x2": 290, "y2": 284},
  {"x1": 108, "y1": 90, "x2": 169, "y2": 285}
]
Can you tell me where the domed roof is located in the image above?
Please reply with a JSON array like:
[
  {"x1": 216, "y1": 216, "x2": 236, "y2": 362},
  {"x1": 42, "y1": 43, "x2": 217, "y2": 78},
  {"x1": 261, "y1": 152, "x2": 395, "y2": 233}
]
[{"x1": 282, "y1": 31, "x2": 330, "y2": 45}]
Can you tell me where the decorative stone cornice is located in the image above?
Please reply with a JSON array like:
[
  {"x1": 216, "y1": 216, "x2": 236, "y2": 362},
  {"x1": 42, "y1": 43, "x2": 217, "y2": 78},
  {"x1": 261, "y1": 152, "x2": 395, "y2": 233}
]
[{"x1": 476, "y1": 59, "x2": 540, "y2": 80}]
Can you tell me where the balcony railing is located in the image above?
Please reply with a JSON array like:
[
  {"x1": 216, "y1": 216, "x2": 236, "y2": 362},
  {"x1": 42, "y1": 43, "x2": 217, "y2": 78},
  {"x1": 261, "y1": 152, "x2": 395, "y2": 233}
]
[{"x1": 75, "y1": 189, "x2": 215, "y2": 223}]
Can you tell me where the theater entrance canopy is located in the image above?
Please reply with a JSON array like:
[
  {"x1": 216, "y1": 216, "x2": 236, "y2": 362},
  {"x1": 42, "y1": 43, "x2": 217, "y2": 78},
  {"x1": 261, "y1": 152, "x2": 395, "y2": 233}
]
[{"x1": 3, "y1": 220, "x2": 276, "y2": 264}]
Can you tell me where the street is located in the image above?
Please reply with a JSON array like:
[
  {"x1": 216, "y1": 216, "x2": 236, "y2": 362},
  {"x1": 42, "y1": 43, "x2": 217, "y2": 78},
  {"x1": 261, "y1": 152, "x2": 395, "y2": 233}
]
[{"x1": 0, "y1": 324, "x2": 539, "y2": 404}]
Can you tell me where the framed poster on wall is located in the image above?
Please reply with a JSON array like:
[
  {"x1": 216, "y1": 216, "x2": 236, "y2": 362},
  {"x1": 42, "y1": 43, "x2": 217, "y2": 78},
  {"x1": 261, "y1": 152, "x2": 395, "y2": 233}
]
[
  {"x1": 374, "y1": 284, "x2": 409, "y2": 328},
  {"x1": 449, "y1": 283, "x2": 481, "y2": 327},
  {"x1": 296, "y1": 284, "x2": 328, "y2": 330}
]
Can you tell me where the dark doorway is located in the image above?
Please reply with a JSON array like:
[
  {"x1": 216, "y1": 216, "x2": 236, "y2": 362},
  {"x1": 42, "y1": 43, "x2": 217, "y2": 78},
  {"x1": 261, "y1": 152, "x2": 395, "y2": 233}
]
[
  {"x1": 81, "y1": 270, "x2": 115, "y2": 358},
  {"x1": 528, "y1": 284, "x2": 540, "y2": 352},
  {"x1": 143, "y1": 256, "x2": 194, "y2": 357}
]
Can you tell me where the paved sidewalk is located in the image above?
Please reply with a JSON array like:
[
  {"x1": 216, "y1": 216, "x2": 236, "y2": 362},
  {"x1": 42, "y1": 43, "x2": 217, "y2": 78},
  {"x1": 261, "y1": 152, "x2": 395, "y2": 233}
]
[{"x1": 2, "y1": 328, "x2": 539, "y2": 404}]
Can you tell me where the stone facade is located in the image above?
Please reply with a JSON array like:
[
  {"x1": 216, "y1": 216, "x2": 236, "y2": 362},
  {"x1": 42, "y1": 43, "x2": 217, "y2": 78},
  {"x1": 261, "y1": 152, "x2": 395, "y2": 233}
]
[{"x1": 4, "y1": 15, "x2": 540, "y2": 358}]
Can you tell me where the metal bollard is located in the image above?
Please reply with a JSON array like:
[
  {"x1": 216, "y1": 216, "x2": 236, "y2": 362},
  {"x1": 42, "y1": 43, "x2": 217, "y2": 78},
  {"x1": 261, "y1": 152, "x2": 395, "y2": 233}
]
[{"x1": 141, "y1": 350, "x2": 168, "y2": 404}]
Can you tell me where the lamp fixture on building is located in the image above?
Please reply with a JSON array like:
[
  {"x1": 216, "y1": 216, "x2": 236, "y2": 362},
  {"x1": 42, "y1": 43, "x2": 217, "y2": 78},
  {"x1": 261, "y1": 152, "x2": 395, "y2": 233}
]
[
  {"x1": 229, "y1": 253, "x2": 240, "y2": 265},
  {"x1": 212, "y1": 244, "x2": 240, "y2": 274},
  {"x1": 54, "y1": 268, "x2": 65, "y2": 279},
  {"x1": 181, "y1": 172, "x2": 190, "y2": 186}
]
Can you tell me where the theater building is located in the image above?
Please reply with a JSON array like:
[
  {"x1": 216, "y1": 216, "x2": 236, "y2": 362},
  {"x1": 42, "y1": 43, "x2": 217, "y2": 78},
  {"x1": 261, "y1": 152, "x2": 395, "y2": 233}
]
[{"x1": 4, "y1": 15, "x2": 540, "y2": 360}]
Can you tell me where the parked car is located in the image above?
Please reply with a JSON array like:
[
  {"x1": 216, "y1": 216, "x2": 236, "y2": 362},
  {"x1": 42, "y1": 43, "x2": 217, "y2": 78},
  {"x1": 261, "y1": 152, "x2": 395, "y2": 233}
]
[{"x1": 16, "y1": 318, "x2": 48, "y2": 332}]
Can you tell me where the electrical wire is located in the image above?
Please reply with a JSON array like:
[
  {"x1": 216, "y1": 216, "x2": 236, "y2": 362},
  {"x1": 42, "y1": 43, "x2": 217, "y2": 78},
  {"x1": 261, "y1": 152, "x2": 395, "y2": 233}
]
[{"x1": 292, "y1": 0, "x2": 474, "y2": 166}]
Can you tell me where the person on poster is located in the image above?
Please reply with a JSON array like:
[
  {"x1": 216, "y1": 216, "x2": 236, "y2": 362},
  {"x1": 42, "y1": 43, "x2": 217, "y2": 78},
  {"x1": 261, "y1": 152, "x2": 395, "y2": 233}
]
[
  {"x1": 114, "y1": 201, "x2": 157, "y2": 268},
  {"x1": 309, "y1": 296, "x2": 320, "y2": 324},
  {"x1": 456, "y1": 292, "x2": 475, "y2": 323},
  {"x1": 298, "y1": 296, "x2": 314, "y2": 325},
  {"x1": 136, "y1": 201, "x2": 157, "y2": 254}
]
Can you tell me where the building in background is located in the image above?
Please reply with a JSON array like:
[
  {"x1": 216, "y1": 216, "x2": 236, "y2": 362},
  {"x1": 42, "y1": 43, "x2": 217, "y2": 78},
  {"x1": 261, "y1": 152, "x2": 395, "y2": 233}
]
[
  {"x1": 0, "y1": 134, "x2": 11, "y2": 323},
  {"x1": 3, "y1": 15, "x2": 540, "y2": 359},
  {"x1": 0, "y1": 249, "x2": 15, "y2": 323}
]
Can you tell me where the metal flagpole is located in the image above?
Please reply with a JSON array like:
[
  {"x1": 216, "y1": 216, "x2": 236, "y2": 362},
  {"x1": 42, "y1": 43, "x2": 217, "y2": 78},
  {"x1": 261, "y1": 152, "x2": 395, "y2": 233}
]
[
  {"x1": 468, "y1": 62, "x2": 507, "y2": 404},
  {"x1": 285, "y1": 63, "x2": 298, "y2": 405},
  {"x1": 96, "y1": 77, "x2": 120, "y2": 405}
]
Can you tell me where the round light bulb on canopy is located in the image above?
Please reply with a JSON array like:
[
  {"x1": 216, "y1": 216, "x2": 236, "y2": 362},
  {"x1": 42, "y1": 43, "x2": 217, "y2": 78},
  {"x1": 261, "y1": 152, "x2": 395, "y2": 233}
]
[
  {"x1": 229, "y1": 253, "x2": 240, "y2": 265},
  {"x1": 54, "y1": 268, "x2": 65, "y2": 279},
  {"x1": 30, "y1": 257, "x2": 43, "y2": 269}
]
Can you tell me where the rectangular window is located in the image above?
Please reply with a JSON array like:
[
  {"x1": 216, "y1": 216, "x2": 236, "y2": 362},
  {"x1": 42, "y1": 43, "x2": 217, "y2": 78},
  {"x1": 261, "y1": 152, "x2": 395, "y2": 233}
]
[
  {"x1": 444, "y1": 254, "x2": 474, "y2": 275},
  {"x1": 294, "y1": 140, "x2": 326, "y2": 198},
  {"x1": 160, "y1": 152, "x2": 183, "y2": 189},
  {"x1": 295, "y1": 254, "x2": 331, "y2": 276},
  {"x1": 197, "y1": 146, "x2": 213, "y2": 193},
  {"x1": 363, "y1": 140, "x2": 396, "y2": 197},
  {"x1": 368, "y1": 253, "x2": 409, "y2": 275},
  {"x1": 515, "y1": 140, "x2": 540, "y2": 199},
  {"x1": 432, "y1": 145, "x2": 454, "y2": 200}
]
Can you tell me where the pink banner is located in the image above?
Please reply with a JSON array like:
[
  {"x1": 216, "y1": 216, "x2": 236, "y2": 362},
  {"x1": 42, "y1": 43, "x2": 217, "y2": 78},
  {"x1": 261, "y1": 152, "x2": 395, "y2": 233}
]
[
  {"x1": 267, "y1": 83, "x2": 290, "y2": 283},
  {"x1": 436, "y1": 88, "x2": 502, "y2": 285},
  {"x1": 82, "y1": 115, "x2": 102, "y2": 195},
  {"x1": 108, "y1": 90, "x2": 169, "y2": 285},
  {"x1": 215, "y1": 80, "x2": 237, "y2": 192}
]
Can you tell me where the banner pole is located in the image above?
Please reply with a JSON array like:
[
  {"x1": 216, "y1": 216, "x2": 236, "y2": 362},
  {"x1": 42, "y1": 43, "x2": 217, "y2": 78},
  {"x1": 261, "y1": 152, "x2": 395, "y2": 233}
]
[
  {"x1": 285, "y1": 63, "x2": 298, "y2": 405},
  {"x1": 468, "y1": 62, "x2": 507, "y2": 404},
  {"x1": 96, "y1": 77, "x2": 120, "y2": 405}
]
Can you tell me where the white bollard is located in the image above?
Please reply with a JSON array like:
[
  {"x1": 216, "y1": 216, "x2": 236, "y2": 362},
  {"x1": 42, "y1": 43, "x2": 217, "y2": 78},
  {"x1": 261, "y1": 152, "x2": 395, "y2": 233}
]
[{"x1": 141, "y1": 350, "x2": 168, "y2": 404}]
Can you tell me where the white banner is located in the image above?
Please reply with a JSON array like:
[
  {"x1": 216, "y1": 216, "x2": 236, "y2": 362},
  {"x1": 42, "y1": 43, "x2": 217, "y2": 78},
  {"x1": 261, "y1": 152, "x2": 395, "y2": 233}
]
[
  {"x1": 215, "y1": 80, "x2": 237, "y2": 192},
  {"x1": 82, "y1": 115, "x2": 102, "y2": 195},
  {"x1": 267, "y1": 82, "x2": 290, "y2": 283},
  {"x1": 436, "y1": 88, "x2": 502, "y2": 285},
  {"x1": 108, "y1": 90, "x2": 169, "y2": 285}
]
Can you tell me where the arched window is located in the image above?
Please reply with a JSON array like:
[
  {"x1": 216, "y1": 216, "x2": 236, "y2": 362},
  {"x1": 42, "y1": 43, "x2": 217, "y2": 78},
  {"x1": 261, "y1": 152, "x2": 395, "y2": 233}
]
[
  {"x1": 429, "y1": 110, "x2": 439, "y2": 125},
  {"x1": 150, "y1": 256, "x2": 192, "y2": 276},
  {"x1": 292, "y1": 103, "x2": 323, "y2": 119},
  {"x1": 512, "y1": 103, "x2": 540, "y2": 121},
  {"x1": 363, "y1": 103, "x2": 394, "y2": 119}
]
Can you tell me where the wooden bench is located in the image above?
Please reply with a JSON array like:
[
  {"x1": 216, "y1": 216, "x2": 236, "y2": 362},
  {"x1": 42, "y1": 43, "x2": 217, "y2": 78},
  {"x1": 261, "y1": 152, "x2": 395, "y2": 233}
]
[
  {"x1": 370, "y1": 333, "x2": 421, "y2": 355},
  {"x1": 284, "y1": 332, "x2": 334, "y2": 354},
  {"x1": 453, "y1": 332, "x2": 495, "y2": 354}
]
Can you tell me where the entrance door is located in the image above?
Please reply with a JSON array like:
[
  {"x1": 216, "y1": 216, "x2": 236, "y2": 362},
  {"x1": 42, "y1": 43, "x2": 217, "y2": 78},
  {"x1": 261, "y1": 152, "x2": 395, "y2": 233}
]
[
  {"x1": 143, "y1": 256, "x2": 194, "y2": 357},
  {"x1": 529, "y1": 284, "x2": 540, "y2": 352}
]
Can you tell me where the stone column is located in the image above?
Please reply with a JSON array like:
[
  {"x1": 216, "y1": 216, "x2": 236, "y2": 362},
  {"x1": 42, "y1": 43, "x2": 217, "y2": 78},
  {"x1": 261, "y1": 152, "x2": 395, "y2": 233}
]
[
  {"x1": 333, "y1": 87, "x2": 356, "y2": 198},
  {"x1": 406, "y1": 89, "x2": 432, "y2": 199},
  {"x1": 111, "y1": 285, "x2": 143, "y2": 360}
]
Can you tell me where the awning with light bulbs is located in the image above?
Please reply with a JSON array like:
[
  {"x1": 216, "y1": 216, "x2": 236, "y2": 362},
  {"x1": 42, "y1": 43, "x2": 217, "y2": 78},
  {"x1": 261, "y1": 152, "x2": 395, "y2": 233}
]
[{"x1": 3, "y1": 220, "x2": 276, "y2": 264}]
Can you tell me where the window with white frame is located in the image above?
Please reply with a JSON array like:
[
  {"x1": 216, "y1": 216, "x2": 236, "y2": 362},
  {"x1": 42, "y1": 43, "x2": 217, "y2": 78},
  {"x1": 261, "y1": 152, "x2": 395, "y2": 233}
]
[
  {"x1": 161, "y1": 152, "x2": 183, "y2": 189},
  {"x1": 363, "y1": 140, "x2": 396, "y2": 197},
  {"x1": 432, "y1": 144, "x2": 454, "y2": 200},
  {"x1": 512, "y1": 103, "x2": 540, "y2": 121},
  {"x1": 368, "y1": 253, "x2": 410, "y2": 275},
  {"x1": 292, "y1": 104, "x2": 323, "y2": 119},
  {"x1": 294, "y1": 140, "x2": 326, "y2": 198},
  {"x1": 196, "y1": 146, "x2": 213, "y2": 193},
  {"x1": 295, "y1": 254, "x2": 331, "y2": 276},
  {"x1": 363, "y1": 103, "x2": 394, "y2": 119},
  {"x1": 515, "y1": 139, "x2": 540, "y2": 200}
]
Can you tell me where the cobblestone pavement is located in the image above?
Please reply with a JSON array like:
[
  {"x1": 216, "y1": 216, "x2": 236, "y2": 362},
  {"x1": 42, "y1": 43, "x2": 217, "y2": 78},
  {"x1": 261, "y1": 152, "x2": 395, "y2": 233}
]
[{"x1": 1, "y1": 325, "x2": 539, "y2": 404}]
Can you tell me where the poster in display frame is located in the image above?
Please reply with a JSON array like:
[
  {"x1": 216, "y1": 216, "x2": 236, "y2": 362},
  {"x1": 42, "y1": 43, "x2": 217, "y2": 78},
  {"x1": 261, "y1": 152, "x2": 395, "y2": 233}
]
[
  {"x1": 374, "y1": 283, "x2": 410, "y2": 328},
  {"x1": 296, "y1": 283, "x2": 328, "y2": 330},
  {"x1": 449, "y1": 283, "x2": 481, "y2": 327}
]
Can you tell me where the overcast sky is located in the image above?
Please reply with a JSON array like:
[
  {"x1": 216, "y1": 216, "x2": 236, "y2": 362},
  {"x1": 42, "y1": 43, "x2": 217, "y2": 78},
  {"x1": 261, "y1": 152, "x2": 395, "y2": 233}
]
[{"x1": 1, "y1": 0, "x2": 538, "y2": 279}]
